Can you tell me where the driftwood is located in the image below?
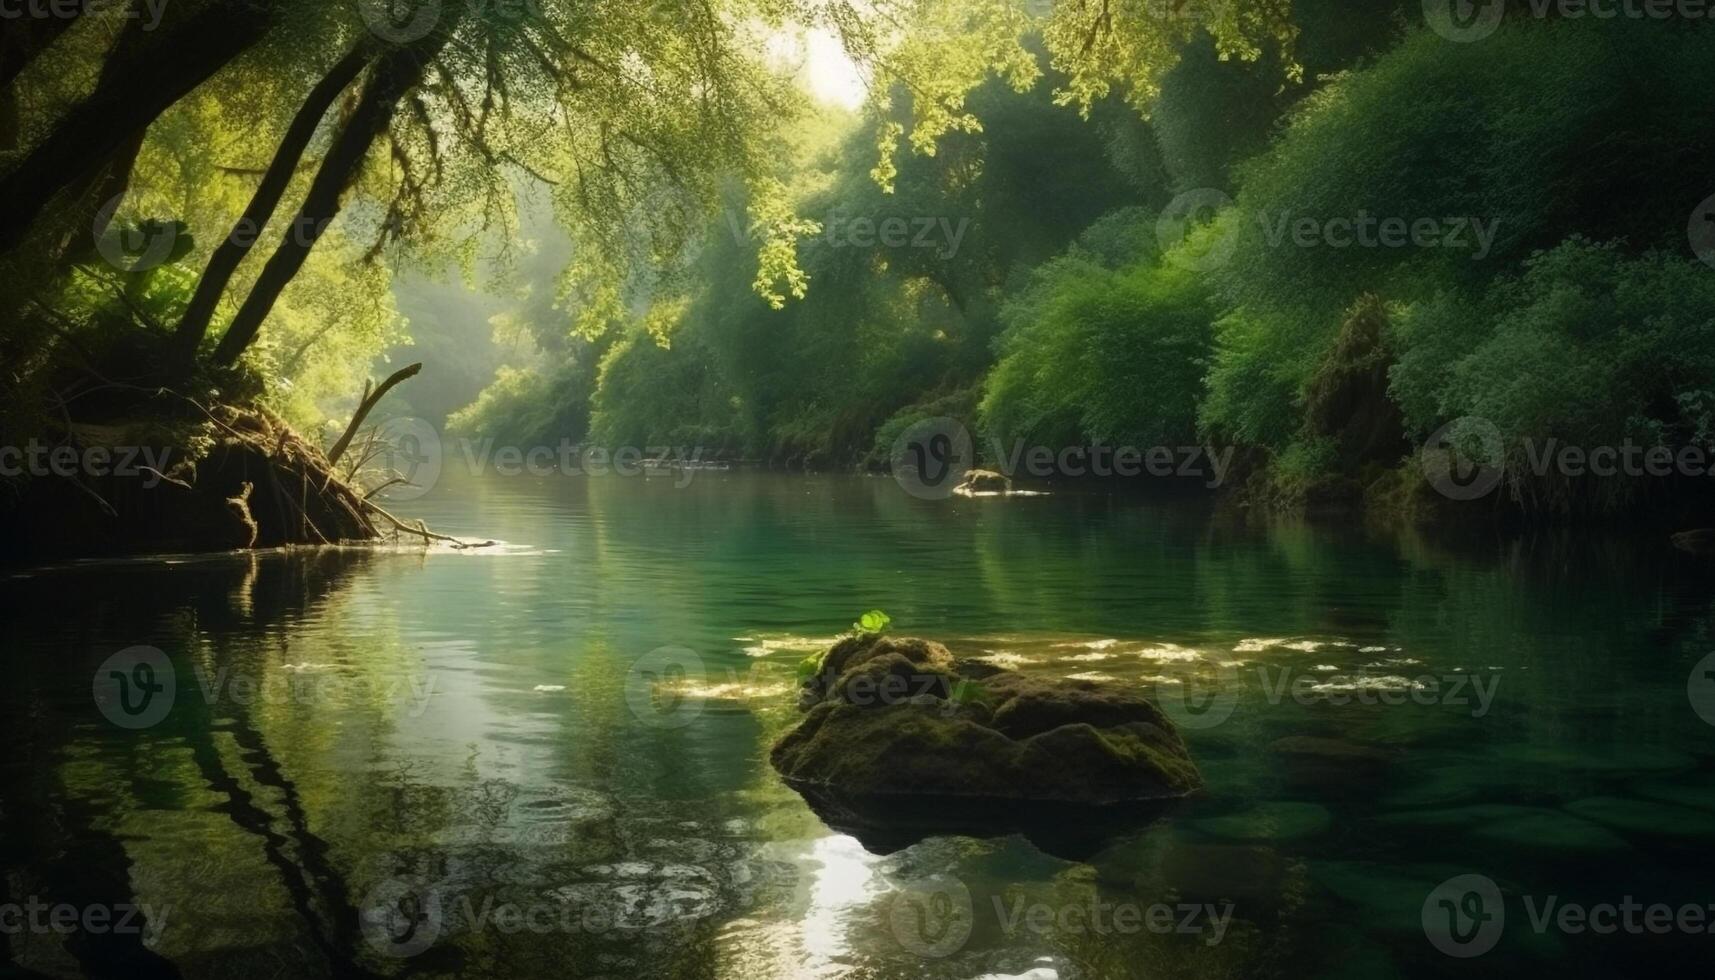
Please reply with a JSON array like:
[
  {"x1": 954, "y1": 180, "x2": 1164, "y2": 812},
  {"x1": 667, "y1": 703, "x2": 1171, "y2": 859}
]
[{"x1": 326, "y1": 362, "x2": 421, "y2": 466}]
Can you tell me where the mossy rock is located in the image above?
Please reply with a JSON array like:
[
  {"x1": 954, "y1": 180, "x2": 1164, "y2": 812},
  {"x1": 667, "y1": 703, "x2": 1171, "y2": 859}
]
[{"x1": 773, "y1": 635, "x2": 1202, "y2": 807}]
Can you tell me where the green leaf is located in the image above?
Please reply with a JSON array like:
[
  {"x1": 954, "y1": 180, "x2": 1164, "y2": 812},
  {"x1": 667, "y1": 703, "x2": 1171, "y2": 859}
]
[
  {"x1": 852, "y1": 609, "x2": 892, "y2": 634},
  {"x1": 796, "y1": 652, "x2": 825, "y2": 684},
  {"x1": 948, "y1": 679, "x2": 989, "y2": 706}
]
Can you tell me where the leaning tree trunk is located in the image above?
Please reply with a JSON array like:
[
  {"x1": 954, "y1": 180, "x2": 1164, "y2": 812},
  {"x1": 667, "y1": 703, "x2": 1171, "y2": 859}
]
[
  {"x1": 210, "y1": 22, "x2": 461, "y2": 367},
  {"x1": 0, "y1": 0, "x2": 279, "y2": 256},
  {"x1": 0, "y1": 15, "x2": 74, "y2": 149},
  {"x1": 171, "y1": 41, "x2": 376, "y2": 365}
]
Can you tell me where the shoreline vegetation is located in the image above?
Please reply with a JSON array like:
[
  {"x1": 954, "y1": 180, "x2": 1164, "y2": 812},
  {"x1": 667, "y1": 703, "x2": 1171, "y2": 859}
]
[
  {"x1": 446, "y1": 18, "x2": 1715, "y2": 534},
  {"x1": 5, "y1": 6, "x2": 1715, "y2": 560}
]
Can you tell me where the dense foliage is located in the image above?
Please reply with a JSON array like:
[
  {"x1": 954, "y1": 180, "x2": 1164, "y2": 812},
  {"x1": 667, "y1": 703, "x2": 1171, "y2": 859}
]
[{"x1": 7, "y1": 0, "x2": 1712, "y2": 527}]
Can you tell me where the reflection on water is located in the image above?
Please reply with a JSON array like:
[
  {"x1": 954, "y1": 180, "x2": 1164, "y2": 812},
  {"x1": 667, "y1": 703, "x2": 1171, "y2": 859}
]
[{"x1": 3, "y1": 470, "x2": 1715, "y2": 977}]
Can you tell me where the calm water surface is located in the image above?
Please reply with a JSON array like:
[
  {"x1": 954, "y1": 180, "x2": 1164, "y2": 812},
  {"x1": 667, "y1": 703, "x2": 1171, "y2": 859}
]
[{"x1": 3, "y1": 471, "x2": 1713, "y2": 978}]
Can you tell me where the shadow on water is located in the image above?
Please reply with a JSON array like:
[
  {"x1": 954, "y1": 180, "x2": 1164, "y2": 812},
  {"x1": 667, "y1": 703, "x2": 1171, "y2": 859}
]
[
  {"x1": 0, "y1": 550, "x2": 388, "y2": 978},
  {"x1": 788, "y1": 785, "x2": 1190, "y2": 862}
]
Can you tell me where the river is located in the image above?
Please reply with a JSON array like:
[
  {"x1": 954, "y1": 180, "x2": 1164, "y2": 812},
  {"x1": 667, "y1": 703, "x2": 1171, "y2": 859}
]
[{"x1": 2, "y1": 470, "x2": 1712, "y2": 978}]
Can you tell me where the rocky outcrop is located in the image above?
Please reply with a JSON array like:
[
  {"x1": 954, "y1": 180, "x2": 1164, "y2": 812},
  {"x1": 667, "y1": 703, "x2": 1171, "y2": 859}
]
[
  {"x1": 772, "y1": 635, "x2": 1202, "y2": 808},
  {"x1": 952, "y1": 469, "x2": 1013, "y2": 495}
]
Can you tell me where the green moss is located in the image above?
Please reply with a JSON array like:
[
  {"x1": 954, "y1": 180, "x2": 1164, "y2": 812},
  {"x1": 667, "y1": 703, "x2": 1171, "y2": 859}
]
[{"x1": 772, "y1": 635, "x2": 1202, "y2": 804}]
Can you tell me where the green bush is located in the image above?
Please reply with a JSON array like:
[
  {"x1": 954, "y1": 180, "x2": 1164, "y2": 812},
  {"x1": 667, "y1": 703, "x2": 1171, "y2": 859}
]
[
  {"x1": 1201, "y1": 20, "x2": 1715, "y2": 447},
  {"x1": 1391, "y1": 239, "x2": 1715, "y2": 511},
  {"x1": 982, "y1": 254, "x2": 1215, "y2": 450}
]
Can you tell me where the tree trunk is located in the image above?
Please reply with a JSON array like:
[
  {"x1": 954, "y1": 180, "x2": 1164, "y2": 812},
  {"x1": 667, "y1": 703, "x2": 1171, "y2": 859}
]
[
  {"x1": 172, "y1": 42, "x2": 375, "y2": 364},
  {"x1": 0, "y1": 16, "x2": 75, "y2": 148},
  {"x1": 211, "y1": 24, "x2": 460, "y2": 367},
  {"x1": 0, "y1": 1, "x2": 279, "y2": 255}
]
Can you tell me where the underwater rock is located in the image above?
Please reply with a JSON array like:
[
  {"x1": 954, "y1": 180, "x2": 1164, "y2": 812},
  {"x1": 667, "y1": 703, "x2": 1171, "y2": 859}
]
[{"x1": 770, "y1": 635, "x2": 1201, "y2": 849}]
